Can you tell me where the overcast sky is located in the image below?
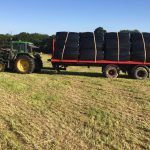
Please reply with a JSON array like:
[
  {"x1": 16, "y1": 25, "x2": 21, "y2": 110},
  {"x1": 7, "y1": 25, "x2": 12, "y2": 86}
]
[{"x1": 0, "y1": 0, "x2": 150, "y2": 35}]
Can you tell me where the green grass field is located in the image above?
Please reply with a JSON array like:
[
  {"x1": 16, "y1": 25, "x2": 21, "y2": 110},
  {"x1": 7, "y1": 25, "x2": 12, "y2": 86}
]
[{"x1": 0, "y1": 55, "x2": 150, "y2": 150}]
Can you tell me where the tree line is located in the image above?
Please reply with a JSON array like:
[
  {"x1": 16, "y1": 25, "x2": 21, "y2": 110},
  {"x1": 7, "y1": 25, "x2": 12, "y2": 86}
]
[
  {"x1": 94, "y1": 27, "x2": 140, "y2": 34},
  {"x1": 0, "y1": 28, "x2": 140, "y2": 54},
  {"x1": 0, "y1": 32, "x2": 53, "y2": 53}
]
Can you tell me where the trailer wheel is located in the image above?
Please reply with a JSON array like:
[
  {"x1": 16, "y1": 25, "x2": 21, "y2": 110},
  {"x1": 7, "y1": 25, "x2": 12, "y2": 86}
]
[
  {"x1": 132, "y1": 66, "x2": 148, "y2": 80},
  {"x1": 104, "y1": 65, "x2": 120, "y2": 78},
  {"x1": 0, "y1": 61, "x2": 5, "y2": 72}
]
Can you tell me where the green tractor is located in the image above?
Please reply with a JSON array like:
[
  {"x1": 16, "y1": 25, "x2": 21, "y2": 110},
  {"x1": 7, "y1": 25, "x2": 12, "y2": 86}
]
[{"x1": 0, "y1": 41, "x2": 43, "y2": 74}]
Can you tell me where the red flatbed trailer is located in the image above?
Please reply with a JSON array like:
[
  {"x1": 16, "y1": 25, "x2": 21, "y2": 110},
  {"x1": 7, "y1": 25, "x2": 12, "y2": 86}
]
[
  {"x1": 50, "y1": 39, "x2": 150, "y2": 80},
  {"x1": 51, "y1": 58, "x2": 150, "y2": 65}
]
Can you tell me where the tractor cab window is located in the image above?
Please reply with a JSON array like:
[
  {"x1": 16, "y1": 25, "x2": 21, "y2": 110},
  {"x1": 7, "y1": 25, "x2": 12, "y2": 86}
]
[{"x1": 13, "y1": 43, "x2": 26, "y2": 52}]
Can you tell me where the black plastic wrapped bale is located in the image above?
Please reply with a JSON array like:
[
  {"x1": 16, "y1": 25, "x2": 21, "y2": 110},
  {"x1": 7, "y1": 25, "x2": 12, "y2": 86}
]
[
  {"x1": 79, "y1": 32, "x2": 104, "y2": 61},
  {"x1": 53, "y1": 32, "x2": 80, "y2": 60},
  {"x1": 131, "y1": 32, "x2": 150, "y2": 62},
  {"x1": 104, "y1": 32, "x2": 130, "y2": 61}
]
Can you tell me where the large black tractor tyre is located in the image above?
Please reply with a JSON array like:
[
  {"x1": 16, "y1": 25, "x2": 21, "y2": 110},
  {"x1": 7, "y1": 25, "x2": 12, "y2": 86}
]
[
  {"x1": 103, "y1": 65, "x2": 120, "y2": 79},
  {"x1": 15, "y1": 55, "x2": 35, "y2": 74},
  {"x1": 0, "y1": 61, "x2": 5, "y2": 72},
  {"x1": 34, "y1": 58, "x2": 43, "y2": 73},
  {"x1": 132, "y1": 66, "x2": 149, "y2": 80}
]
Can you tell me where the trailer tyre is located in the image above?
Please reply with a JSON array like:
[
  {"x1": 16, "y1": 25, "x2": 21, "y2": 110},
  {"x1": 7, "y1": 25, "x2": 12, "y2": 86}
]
[
  {"x1": 132, "y1": 67, "x2": 148, "y2": 80},
  {"x1": 0, "y1": 61, "x2": 5, "y2": 72},
  {"x1": 15, "y1": 55, "x2": 35, "y2": 74},
  {"x1": 104, "y1": 65, "x2": 119, "y2": 78}
]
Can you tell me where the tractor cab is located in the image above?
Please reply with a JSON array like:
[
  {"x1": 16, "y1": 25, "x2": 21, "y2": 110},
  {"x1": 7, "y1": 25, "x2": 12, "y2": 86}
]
[{"x1": 11, "y1": 41, "x2": 39, "y2": 54}]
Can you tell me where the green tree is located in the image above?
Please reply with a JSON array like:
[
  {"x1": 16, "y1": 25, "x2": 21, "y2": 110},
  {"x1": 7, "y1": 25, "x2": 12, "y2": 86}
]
[
  {"x1": 94, "y1": 27, "x2": 107, "y2": 34},
  {"x1": 13, "y1": 32, "x2": 53, "y2": 53},
  {"x1": 119, "y1": 29, "x2": 140, "y2": 33},
  {"x1": 0, "y1": 34, "x2": 12, "y2": 48}
]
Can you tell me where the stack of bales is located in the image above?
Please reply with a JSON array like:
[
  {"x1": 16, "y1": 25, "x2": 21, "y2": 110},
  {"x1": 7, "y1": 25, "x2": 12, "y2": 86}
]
[
  {"x1": 53, "y1": 32, "x2": 79, "y2": 60},
  {"x1": 104, "y1": 32, "x2": 130, "y2": 61},
  {"x1": 79, "y1": 32, "x2": 104, "y2": 61},
  {"x1": 131, "y1": 32, "x2": 150, "y2": 62},
  {"x1": 53, "y1": 30, "x2": 150, "y2": 63}
]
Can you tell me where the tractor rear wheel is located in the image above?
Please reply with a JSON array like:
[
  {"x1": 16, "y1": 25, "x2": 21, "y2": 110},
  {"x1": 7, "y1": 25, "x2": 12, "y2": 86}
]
[
  {"x1": 15, "y1": 55, "x2": 35, "y2": 74},
  {"x1": 0, "y1": 61, "x2": 5, "y2": 72}
]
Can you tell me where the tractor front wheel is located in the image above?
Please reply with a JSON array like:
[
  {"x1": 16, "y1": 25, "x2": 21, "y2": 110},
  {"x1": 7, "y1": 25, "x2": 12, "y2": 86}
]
[{"x1": 15, "y1": 55, "x2": 35, "y2": 74}]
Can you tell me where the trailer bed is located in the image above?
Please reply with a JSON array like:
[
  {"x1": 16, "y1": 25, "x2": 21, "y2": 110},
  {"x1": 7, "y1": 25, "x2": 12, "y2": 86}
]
[{"x1": 51, "y1": 58, "x2": 150, "y2": 66}]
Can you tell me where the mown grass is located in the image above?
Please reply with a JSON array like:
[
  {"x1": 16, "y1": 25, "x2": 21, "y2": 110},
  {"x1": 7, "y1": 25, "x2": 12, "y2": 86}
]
[{"x1": 0, "y1": 54, "x2": 150, "y2": 150}]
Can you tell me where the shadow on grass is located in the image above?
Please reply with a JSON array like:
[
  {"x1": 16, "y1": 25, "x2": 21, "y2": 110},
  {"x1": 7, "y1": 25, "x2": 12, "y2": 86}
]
[
  {"x1": 40, "y1": 69, "x2": 131, "y2": 79},
  {"x1": 5, "y1": 68, "x2": 131, "y2": 79},
  {"x1": 137, "y1": 126, "x2": 150, "y2": 133},
  {"x1": 41, "y1": 69, "x2": 104, "y2": 78}
]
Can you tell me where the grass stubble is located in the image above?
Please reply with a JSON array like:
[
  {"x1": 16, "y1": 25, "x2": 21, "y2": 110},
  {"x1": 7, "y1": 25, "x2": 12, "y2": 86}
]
[{"x1": 0, "y1": 55, "x2": 149, "y2": 150}]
